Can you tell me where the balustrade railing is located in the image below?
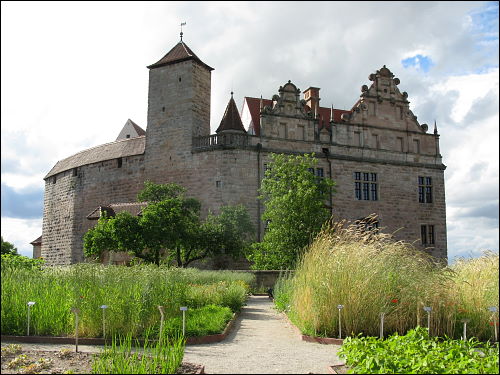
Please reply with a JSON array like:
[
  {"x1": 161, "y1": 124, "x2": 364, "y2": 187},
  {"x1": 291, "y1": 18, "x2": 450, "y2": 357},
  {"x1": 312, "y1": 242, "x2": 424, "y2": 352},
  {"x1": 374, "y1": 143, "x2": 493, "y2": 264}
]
[{"x1": 193, "y1": 133, "x2": 249, "y2": 149}]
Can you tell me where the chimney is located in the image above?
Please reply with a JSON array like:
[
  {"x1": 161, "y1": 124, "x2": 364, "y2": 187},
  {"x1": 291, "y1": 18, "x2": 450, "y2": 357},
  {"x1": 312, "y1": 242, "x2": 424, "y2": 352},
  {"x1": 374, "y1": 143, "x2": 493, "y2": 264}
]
[{"x1": 303, "y1": 87, "x2": 321, "y2": 115}]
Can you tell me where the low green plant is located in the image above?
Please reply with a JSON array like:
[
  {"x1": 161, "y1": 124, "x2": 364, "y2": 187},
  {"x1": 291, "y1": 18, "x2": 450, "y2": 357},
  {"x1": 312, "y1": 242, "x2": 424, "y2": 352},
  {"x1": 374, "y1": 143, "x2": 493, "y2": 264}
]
[
  {"x1": 339, "y1": 327, "x2": 499, "y2": 374},
  {"x1": 162, "y1": 304, "x2": 233, "y2": 337}
]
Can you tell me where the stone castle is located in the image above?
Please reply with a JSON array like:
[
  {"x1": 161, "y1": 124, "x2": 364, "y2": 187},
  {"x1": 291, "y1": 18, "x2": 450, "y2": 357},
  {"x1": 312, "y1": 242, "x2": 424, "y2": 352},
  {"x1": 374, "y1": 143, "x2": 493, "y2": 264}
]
[{"x1": 36, "y1": 35, "x2": 447, "y2": 266}]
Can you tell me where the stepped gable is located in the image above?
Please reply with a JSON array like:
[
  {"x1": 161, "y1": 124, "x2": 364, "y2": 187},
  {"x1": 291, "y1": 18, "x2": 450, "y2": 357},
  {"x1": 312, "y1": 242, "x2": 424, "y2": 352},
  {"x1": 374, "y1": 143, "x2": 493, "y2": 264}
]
[
  {"x1": 216, "y1": 94, "x2": 247, "y2": 133},
  {"x1": 147, "y1": 40, "x2": 214, "y2": 71},
  {"x1": 86, "y1": 202, "x2": 148, "y2": 220},
  {"x1": 44, "y1": 136, "x2": 145, "y2": 179}
]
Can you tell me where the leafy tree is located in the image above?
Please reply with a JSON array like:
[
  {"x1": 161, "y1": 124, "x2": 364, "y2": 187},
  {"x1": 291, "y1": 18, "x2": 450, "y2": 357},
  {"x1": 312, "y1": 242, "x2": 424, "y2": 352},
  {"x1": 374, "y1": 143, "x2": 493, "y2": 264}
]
[
  {"x1": 137, "y1": 180, "x2": 186, "y2": 203},
  {"x1": 83, "y1": 183, "x2": 254, "y2": 267},
  {"x1": 247, "y1": 153, "x2": 335, "y2": 269},
  {"x1": 1, "y1": 236, "x2": 18, "y2": 255}
]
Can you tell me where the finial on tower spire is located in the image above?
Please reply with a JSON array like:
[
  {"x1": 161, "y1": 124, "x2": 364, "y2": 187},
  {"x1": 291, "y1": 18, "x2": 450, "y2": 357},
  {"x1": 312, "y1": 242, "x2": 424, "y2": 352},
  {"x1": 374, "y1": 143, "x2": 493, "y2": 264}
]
[
  {"x1": 330, "y1": 104, "x2": 334, "y2": 122},
  {"x1": 180, "y1": 21, "x2": 186, "y2": 41},
  {"x1": 434, "y1": 119, "x2": 438, "y2": 135}
]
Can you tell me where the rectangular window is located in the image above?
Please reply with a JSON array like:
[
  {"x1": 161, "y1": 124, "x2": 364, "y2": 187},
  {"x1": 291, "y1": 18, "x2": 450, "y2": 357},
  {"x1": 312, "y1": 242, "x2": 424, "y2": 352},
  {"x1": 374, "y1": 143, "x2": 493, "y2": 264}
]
[
  {"x1": 355, "y1": 182, "x2": 362, "y2": 200},
  {"x1": 355, "y1": 172, "x2": 378, "y2": 201},
  {"x1": 316, "y1": 168, "x2": 324, "y2": 178},
  {"x1": 72, "y1": 168, "x2": 78, "y2": 177},
  {"x1": 308, "y1": 168, "x2": 315, "y2": 174},
  {"x1": 216, "y1": 180, "x2": 222, "y2": 188},
  {"x1": 371, "y1": 183, "x2": 378, "y2": 201},
  {"x1": 421, "y1": 225, "x2": 435, "y2": 245},
  {"x1": 418, "y1": 176, "x2": 433, "y2": 203},
  {"x1": 363, "y1": 183, "x2": 370, "y2": 200},
  {"x1": 117, "y1": 157, "x2": 122, "y2": 168},
  {"x1": 421, "y1": 225, "x2": 427, "y2": 245},
  {"x1": 428, "y1": 225, "x2": 435, "y2": 245}
]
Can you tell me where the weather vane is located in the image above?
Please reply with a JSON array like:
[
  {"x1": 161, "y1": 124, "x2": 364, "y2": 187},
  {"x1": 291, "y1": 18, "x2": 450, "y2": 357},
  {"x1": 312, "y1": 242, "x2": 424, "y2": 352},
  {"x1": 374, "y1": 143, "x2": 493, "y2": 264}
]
[{"x1": 180, "y1": 22, "x2": 186, "y2": 41}]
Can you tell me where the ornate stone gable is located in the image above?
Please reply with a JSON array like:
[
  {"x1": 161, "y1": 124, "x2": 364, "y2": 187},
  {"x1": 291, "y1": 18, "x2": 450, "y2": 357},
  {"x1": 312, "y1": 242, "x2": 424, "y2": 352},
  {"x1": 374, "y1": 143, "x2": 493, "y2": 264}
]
[
  {"x1": 344, "y1": 65, "x2": 429, "y2": 134},
  {"x1": 263, "y1": 81, "x2": 311, "y2": 119}
]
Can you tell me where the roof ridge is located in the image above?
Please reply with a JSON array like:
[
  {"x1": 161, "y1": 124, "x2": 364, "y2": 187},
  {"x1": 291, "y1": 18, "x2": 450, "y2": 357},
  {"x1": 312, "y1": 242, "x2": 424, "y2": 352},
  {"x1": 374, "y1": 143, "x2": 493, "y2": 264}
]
[{"x1": 56, "y1": 135, "x2": 145, "y2": 162}]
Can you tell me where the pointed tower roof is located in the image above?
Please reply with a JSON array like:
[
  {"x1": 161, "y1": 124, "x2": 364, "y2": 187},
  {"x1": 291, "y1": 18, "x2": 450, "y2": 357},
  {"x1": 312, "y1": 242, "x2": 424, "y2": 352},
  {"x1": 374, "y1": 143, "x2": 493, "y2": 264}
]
[
  {"x1": 147, "y1": 40, "x2": 214, "y2": 71},
  {"x1": 216, "y1": 93, "x2": 246, "y2": 133}
]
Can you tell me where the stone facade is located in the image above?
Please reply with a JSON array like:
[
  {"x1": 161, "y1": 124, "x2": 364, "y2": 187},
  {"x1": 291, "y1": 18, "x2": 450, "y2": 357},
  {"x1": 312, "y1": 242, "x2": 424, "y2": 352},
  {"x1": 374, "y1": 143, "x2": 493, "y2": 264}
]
[{"x1": 40, "y1": 38, "x2": 447, "y2": 266}]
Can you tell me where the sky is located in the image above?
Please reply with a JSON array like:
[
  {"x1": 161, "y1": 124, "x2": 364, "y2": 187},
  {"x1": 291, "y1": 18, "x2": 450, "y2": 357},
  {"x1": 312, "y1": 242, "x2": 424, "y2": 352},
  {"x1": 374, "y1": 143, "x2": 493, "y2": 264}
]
[{"x1": 1, "y1": 1, "x2": 499, "y2": 263}]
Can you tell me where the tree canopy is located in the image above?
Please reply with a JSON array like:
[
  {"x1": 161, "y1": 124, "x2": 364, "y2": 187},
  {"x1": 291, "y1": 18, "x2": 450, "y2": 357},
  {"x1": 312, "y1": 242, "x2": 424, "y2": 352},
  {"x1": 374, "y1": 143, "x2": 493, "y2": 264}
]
[
  {"x1": 247, "y1": 153, "x2": 335, "y2": 269},
  {"x1": 83, "y1": 181, "x2": 254, "y2": 267},
  {"x1": 1, "y1": 236, "x2": 18, "y2": 256}
]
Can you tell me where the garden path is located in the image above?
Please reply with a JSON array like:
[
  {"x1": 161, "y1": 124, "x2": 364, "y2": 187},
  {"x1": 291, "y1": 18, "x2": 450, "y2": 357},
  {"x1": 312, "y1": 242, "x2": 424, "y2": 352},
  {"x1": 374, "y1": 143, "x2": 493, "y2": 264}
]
[{"x1": 183, "y1": 295, "x2": 342, "y2": 374}]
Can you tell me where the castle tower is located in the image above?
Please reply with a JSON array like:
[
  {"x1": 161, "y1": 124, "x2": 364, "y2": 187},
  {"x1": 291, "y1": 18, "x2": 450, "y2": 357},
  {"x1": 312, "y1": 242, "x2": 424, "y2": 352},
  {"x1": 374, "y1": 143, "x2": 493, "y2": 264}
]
[{"x1": 144, "y1": 35, "x2": 213, "y2": 182}]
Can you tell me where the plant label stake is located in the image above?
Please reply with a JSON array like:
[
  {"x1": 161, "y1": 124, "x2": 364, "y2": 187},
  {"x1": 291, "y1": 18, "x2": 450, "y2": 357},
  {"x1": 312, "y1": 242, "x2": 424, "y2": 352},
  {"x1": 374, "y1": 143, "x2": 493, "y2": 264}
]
[
  {"x1": 158, "y1": 306, "x2": 165, "y2": 341},
  {"x1": 27, "y1": 302, "x2": 35, "y2": 336},
  {"x1": 71, "y1": 307, "x2": 80, "y2": 352},
  {"x1": 337, "y1": 305, "x2": 344, "y2": 339},
  {"x1": 423, "y1": 306, "x2": 432, "y2": 334},
  {"x1": 380, "y1": 312, "x2": 385, "y2": 339},
  {"x1": 100, "y1": 305, "x2": 108, "y2": 339},
  {"x1": 461, "y1": 319, "x2": 470, "y2": 341},
  {"x1": 488, "y1": 306, "x2": 498, "y2": 341},
  {"x1": 180, "y1": 307, "x2": 188, "y2": 336}
]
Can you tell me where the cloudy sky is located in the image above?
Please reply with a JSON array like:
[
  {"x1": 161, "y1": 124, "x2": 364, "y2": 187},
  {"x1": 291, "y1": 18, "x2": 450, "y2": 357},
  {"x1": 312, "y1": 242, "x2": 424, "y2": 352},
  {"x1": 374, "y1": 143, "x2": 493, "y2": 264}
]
[{"x1": 2, "y1": 1, "x2": 498, "y2": 262}]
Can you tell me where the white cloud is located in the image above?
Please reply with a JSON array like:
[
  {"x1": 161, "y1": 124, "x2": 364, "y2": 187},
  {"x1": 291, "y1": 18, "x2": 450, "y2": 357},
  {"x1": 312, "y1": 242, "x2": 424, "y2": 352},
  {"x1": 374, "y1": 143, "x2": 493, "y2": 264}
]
[{"x1": 1, "y1": 217, "x2": 42, "y2": 258}]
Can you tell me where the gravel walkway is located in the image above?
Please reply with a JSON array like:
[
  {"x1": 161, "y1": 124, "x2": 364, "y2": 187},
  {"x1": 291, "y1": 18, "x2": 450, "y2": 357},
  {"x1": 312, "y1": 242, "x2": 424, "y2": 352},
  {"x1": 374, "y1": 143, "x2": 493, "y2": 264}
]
[{"x1": 183, "y1": 295, "x2": 342, "y2": 374}]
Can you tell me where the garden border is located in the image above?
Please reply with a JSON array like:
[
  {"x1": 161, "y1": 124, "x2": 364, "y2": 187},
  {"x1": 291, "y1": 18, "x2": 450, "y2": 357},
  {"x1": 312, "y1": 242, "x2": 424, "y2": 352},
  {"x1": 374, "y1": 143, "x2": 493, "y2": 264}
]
[
  {"x1": 281, "y1": 312, "x2": 344, "y2": 345},
  {"x1": 0, "y1": 312, "x2": 239, "y2": 347}
]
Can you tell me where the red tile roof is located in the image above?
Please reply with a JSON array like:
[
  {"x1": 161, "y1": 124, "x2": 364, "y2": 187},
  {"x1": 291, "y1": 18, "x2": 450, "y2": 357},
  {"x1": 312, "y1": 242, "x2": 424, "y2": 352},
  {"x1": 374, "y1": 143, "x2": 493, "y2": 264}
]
[
  {"x1": 147, "y1": 41, "x2": 214, "y2": 71},
  {"x1": 244, "y1": 97, "x2": 351, "y2": 136},
  {"x1": 244, "y1": 97, "x2": 272, "y2": 136},
  {"x1": 216, "y1": 95, "x2": 247, "y2": 133}
]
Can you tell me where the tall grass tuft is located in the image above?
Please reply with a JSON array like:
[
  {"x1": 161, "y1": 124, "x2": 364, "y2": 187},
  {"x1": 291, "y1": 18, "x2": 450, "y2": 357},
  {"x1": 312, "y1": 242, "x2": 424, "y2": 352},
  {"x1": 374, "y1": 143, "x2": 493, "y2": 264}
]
[
  {"x1": 278, "y1": 219, "x2": 499, "y2": 340},
  {"x1": 91, "y1": 328, "x2": 185, "y2": 374}
]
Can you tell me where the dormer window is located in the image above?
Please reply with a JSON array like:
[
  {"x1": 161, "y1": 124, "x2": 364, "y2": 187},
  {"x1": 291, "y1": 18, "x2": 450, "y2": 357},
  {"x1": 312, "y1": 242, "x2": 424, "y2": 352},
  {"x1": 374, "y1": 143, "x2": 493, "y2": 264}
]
[{"x1": 126, "y1": 134, "x2": 130, "y2": 138}]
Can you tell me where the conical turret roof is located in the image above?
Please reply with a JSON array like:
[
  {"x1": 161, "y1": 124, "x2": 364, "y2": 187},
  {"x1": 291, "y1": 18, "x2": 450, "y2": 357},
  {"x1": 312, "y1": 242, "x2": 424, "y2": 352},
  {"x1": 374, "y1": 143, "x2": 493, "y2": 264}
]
[
  {"x1": 147, "y1": 41, "x2": 213, "y2": 71},
  {"x1": 216, "y1": 94, "x2": 246, "y2": 133}
]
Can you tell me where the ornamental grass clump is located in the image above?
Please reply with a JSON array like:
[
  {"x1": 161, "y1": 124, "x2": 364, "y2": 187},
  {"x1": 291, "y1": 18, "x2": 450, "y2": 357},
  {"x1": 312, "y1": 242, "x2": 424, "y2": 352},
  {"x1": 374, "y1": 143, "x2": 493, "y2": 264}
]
[
  {"x1": 448, "y1": 252, "x2": 499, "y2": 341},
  {"x1": 287, "y1": 219, "x2": 454, "y2": 338}
]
